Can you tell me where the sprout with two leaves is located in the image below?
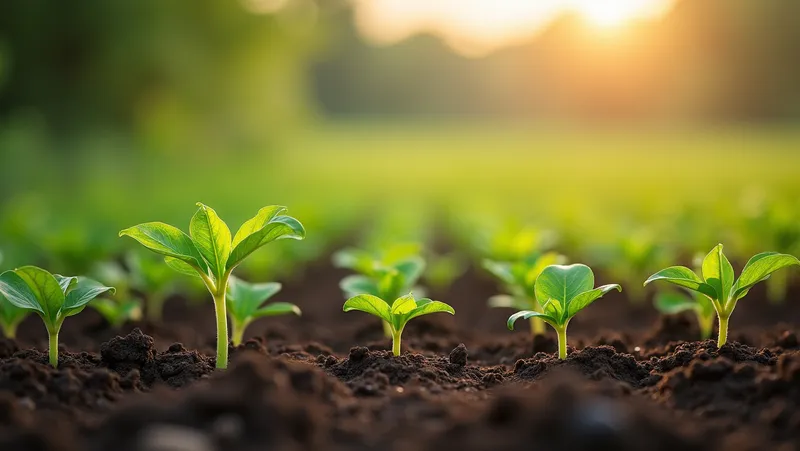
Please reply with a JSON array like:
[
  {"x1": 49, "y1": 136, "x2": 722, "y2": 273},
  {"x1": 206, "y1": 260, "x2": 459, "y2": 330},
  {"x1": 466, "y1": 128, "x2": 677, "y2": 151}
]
[
  {"x1": 645, "y1": 244, "x2": 800, "y2": 346},
  {"x1": 508, "y1": 264, "x2": 621, "y2": 360},
  {"x1": 226, "y1": 276, "x2": 301, "y2": 346},
  {"x1": 343, "y1": 292, "x2": 454, "y2": 356},
  {"x1": 334, "y1": 244, "x2": 425, "y2": 337},
  {"x1": 120, "y1": 203, "x2": 305, "y2": 369},
  {"x1": 484, "y1": 251, "x2": 566, "y2": 336},
  {"x1": 0, "y1": 266, "x2": 114, "y2": 367}
]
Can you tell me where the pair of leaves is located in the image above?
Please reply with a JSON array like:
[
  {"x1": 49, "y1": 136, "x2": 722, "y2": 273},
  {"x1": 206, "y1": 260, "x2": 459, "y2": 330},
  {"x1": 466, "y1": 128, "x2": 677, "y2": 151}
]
[
  {"x1": 507, "y1": 264, "x2": 621, "y2": 330},
  {"x1": 0, "y1": 266, "x2": 114, "y2": 331},
  {"x1": 343, "y1": 293, "x2": 454, "y2": 334},
  {"x1": 340, "y1": 256, "x2": 425, "y2": 301},
  {"x1": 226, "y1": 276, "x2": 300, "y2": 323},
  {"x1": 644, "y1": 244, "x2": 800, "y2": 311},
  {"x1": 120, "y1": 204, "x2": 306, "y2": 283}
]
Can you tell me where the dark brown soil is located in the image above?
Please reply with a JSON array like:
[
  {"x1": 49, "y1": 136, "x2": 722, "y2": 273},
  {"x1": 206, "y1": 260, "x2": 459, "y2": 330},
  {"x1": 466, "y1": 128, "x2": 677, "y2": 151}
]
[{"x1": 1, "y1": 260, "x2": 799, "y2": 450}]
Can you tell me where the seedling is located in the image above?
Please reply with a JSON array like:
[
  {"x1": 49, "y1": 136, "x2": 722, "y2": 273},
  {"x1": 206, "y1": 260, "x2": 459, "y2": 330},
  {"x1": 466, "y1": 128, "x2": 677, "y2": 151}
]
[
  {"x1": 654, "y1": 290, "x2": 715, "y2": 340},
  {"x1": 126, "y1": 252, "x2": 180, "y2": 322},
  {"x1": 226, "y1": 276, "x2": 301, "y2": 346},
  {"x1": 343, "y1": 292, "x2": 454, "y2": 356},
  {"x1": 0, "y1": 266, "x2": 114, "y2": 367},
  {"x1": 507, "y1": 264, "x2": 621, "y2": 360},
  {"x1": 484, "y1": 251, "x2": 566, "y2": 336},
  {"x1": 335, "y1": 244, "x2": 425, "y2": 337},
  {"x1": 90, "y1": 260, "x2": 142, "y2": 328},
  {"x1": 120, "y1": 203, "x2": 305, "y2": 369},
  {"x1": 645, "y1": 244, "x2": 800, "y2": 346}
]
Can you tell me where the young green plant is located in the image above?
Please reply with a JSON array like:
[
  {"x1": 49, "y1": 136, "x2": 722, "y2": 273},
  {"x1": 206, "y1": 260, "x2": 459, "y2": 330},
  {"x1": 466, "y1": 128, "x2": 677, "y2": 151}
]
[
  {"x1": 120, "y1": 203, "x2": 305, "y2": 369},
  {"x1": 343, "y1": 292, "x2": 454, "y2": 356},
  {"x1": 0, "y1": 266, "x2": 114, "y2": 367},
  {"x1": 90, "y1": 260, "x2": 142, "y2": 328},
  {"x1": 645, "y1": 244, "x2": 800, "y2": 347},
  {"x1": 484, "y1": 251, "x2": 566, "y2": 336},
  {"x1": 335, "y1": 245, "x2": 426, "y2": 337},
  {"x1": 126, "y1": 252, "x2": 180, "y2": 322},
  {"x1": 0, "y1": 249, "x2": 30, "y2": 338},
  {"x1": 226, "y1": 276, "x2": 301, "y2": 346},
  {"x1": 507, "y1": 264, "x2": 621, "y2": 360}
]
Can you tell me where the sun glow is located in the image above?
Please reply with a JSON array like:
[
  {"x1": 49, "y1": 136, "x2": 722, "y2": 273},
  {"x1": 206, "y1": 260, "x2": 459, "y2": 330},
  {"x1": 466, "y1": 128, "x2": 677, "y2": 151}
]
[{"x1": 354, "y1": 0, "x2": 677, "y2": 55}]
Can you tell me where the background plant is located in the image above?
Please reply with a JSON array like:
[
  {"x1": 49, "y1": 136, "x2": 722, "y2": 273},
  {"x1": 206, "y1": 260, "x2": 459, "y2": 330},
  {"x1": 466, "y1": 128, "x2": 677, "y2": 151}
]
[
  {"x1": 0, "y1": 251, "x2": 30, "y2": 338},
  {"x1": 226, "y1": 276, "x2": 300, "y2": 346},
  {"x1": 0, "y1": 266, "x2": 114, "y2": 367},
  {"x1": 484, "y1": 251, "x2": 566, "y2": 335},
  {"x1": 507, "y1": 264, "x2": 621, "y2": 359},
  {"x1": 343, "y1": 292, "x2": 454, "y2": 356},
  {"x1": 120, "y1": 203, "x2": 305, "y2": 369},
  {"x1": 334, "y1": 243, "x2": 426, "y2": 336},
  {"x1": 89, "y1": 260, "x2": 143, "y2": 328},
  {"x1": 645, "y1": 244, "x2": 800, "y2": 347}
]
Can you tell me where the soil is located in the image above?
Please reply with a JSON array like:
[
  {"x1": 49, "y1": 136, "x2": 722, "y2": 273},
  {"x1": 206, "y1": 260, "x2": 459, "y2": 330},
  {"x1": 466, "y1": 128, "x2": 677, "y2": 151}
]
[{"x1": 1, "y1": 258, "x2": 800, "y2": 450}]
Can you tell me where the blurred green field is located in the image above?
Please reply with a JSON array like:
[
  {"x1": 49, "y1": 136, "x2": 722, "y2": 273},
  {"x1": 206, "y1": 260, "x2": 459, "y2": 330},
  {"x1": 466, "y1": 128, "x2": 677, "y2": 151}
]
[{"x1": 2, "y1": 121, "x2": 800, "y2": 272}]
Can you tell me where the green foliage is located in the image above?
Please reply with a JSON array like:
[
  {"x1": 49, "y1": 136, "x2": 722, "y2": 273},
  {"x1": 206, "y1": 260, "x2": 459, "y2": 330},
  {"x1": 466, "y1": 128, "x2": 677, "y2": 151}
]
[
  {"x1": 484, "y1": 251, "x2": 566, "y2": 335},
  {"x1": 645, "y1": 244, "x2": 800, "y2": 346},
  {"x1": 0, "y1": 251, "x2": 29, "y2": 338},
  {"x1": 89, "y1": 260, "x2": 142, "y2": 328},
  {"x1": 126, "y1": 252, "x2": 181, "y2": 321},
  {"x1": 507, "y1": 264, "x2": 621, "y2": 359},
  {"x1": 334, "y1": 243, "x2": 426, "y2": 337},
  {"x1": 226, "y1": 276, "x2": 300, "y2": 346},
  {"x1": 343, "y1": 292, "x2": 454, "y2": 356},
  {"x1": 0, "y1": 266, "x2": 114, "y2": 367},
  {"x1": 120, "y1": 203, "x2": 305, "y2": 369}
]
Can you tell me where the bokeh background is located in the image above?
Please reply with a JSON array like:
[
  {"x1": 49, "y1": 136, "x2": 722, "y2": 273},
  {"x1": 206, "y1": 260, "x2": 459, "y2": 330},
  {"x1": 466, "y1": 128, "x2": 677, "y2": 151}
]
[{"x1": 1, "y1": 0, "x2": 799, "y2": 279}]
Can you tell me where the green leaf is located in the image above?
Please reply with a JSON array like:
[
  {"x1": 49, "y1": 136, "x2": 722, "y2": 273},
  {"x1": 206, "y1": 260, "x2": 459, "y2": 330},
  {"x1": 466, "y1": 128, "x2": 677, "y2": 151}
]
[
  {"x1": 64, "y1": 277, "x2": 115, "y2": 312},
  {"x1": 54, "y1": 275, "x2": 78, "y2": 294},
  {"x1": 483, "y1": 260, "x2": 515, "y2": 285},
  {"x1": 339, "y1": 275, "x2": 380, "y2": 297},
  {"x1": 11, "y1": 266, "x2": 65, "y2": 323},
  {"x1": 566, "y1": 284, "x2": 621, "y2": 318},
  {"x1": 0, "y1": 293, "x2": 30, "y2": 334},
  {"x1": 394, "y1": 257, "x2": 425, "y2": 286},
  {"x1": 252, "y1": 302, "x2": 301, "y2": 319},
  {"x1": 507, "y1": 310, "x2": 557, "y2": 330},
  {"x1": 332, "y1": 248, "x2": 376, "y2": 274},
  {"x1": 227, "y1": 213, "x2": 305, "y2": 271},
  {"x1": 164, "y1": 256, "x2": 203, "y2": 278},
  {"x1": 702, "y1": 244, "x2": 735, "y2": 302},
  {"x1": 190, "y1": 203, "x2": 232, "y2": 278},
  {"x1": 654, "y1": 291, "x2": 697, "y2": 315},
  {"x1": 643, "y1": 266, "x2": 717, "y2": 299},
  {"x1": 119, "y1": 223, "x2": 208, "y2": 274},
  {"x1": 534, "y1": 264, "x2": 595, "y2": 307},
  {"x1": 227, "y1": 277, "x2": 282, "y2": 320},
  {"x1": 487, "y1": 294, "x2": 529, "y2": 310},
  {"x1": 343, "y1": 294, "x2": 392, "y2": 324},
  {"x1": 401, "y1": 298, "x2": 455, "y2": 323},
  {"x1": 231, "y1": 206, "x2": 287, "y2": 248},
  {"x1": 732, "y1": 252, "x2": 800, "y2": 301},
  {"x1": 390, "y1": 293, "x2": 417, "y2": 314}
]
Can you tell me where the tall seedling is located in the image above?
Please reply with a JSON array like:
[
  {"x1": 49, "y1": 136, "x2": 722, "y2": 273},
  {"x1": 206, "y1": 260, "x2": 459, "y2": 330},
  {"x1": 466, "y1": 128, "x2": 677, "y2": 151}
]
[
  {"x1": 120, "y1": 203, "x2": 305, "y2": 369},
  {"x1": 645, "y1": 244, "x2": 799, "y2": 346}
]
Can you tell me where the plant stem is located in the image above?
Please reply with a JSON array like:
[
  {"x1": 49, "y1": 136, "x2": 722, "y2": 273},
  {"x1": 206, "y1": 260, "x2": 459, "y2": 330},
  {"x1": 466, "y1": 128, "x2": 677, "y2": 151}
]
[
  {"x1": 717, "y1": 314, "x2": 730, "y2": 347},
  {"x1": 231, "y1": 319, "x2": 246, "y2": 347},
  {"x1": 213, "y1": 291, "x2": 229, "y2": 369},
  {"x1": 697, "y1": 313, "x2": 714, "y2": 340},
  {"x1": 48, "y1": 331, "x2": 59, "y2": 368},
  {"x1": 382, "y1": 319, "x2": 393, "y2": 338},
  {"x1": 556, "y1": 324, "x2": 568, "y2": 360},
  {"x1": 391, "y1": 328, "x2": 403, "y2": 356}
]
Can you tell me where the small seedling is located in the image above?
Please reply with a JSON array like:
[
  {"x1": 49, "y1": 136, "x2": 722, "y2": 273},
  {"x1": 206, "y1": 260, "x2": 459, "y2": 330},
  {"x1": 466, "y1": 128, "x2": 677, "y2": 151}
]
[
  {"x1": 484, "y1": 251, "x2": 566, "y2": 336},
  {"x1": 335, "y1": 245, "x2": 425, "y2": 337},
  {"x1": 120, "y1": 203, "x2": 305, "y2": 369},
  {"x1": 126, "y1": 252, "x2": 180, "y2": 322},
  {"x1": 508, "y1": 264, "x2": 621, "y2": 360},
  {"x1": 645, "y1": 244, "x2": 800, "y2": 346},
  {"x1": 0, "y1": 252, "x2": 30, "y2": 338},
  {"x1": 0, "y1": 266, "x2": 114, "y2": 367},
  {"x1": 90, "y1": 260, "x2": 142, "y2": 328},
  {"x1": 343, "y1": 292, "x2": 454, "y2": 356},
  {"x1": 226, "y1": 276, "x2": 301, "y2": 346}
]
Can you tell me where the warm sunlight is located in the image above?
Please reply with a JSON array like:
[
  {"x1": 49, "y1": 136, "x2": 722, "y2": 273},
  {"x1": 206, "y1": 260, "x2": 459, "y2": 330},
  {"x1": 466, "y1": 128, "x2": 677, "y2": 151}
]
[{"x1": 354, "y1": 0, "x2": 677, "y2": 55}]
